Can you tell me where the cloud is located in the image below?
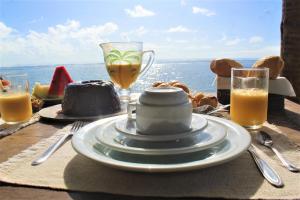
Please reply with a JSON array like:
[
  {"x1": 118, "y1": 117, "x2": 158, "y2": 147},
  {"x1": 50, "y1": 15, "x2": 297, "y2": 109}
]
[
  {"x1": 0, "y1": 20, "x2": 278, "y2": 66},
  {"x1": 167, "y1": 25, "x2": 193, "y2": 33},
  {"x1": 226, "y1": 45, "x2": 280, "y2": 58},
  {"x1": 249, "y1": 36, "x2": 264, "y2": 44},
  {"x1": 218, "y1": 34, "x2": 242, "y2": 46},
  {"x1": 225, "y1": 38, "x2": 241, "y2": 46},
  {"x1": 180, "y1": 0, "x2": 187, "y2": 6},
  {"x1": 165, "y1": 37, "x2": 188, "y2": 43},
  {"x1": 0, "y1": 20, "x2": 118, "y2": 66},
  {"x1": 121, "y1": 26, "x2": 148, "y2": 40},
  {"x1": 143, "y1": 41, "x2": 214, "y2": 60},
  {"x1": 192, "y1": 6, "x2": 216, "y2": 16},
  {"x1": 28, "y1": 16, "x2": 44, "y2": 24},
  {"x1": 0, "y1": 22, "x2": 13, "y2": 38},
  {"x1": 125, "y1": 5, "x2": 155, "y2": 18},
  {"x1": 132, "y1": 26, "x2": 148, "y2": 36},
  {"x1": 218, "y1": 34, "x2": 227, "y2": 42}
]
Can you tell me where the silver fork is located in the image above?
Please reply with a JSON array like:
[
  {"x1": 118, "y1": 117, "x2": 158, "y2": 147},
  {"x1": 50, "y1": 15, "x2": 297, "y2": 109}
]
[{"x1": 32, "y1": 121, "x2": 86, "y2": 166}]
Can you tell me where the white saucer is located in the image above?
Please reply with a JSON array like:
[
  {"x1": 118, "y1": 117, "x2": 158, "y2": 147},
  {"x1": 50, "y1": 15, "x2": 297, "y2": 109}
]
[
  {"x1": 96, "y1": 117, "x2": 227, "y2": 155},
  {"x1": 72, "y1": 114, "x2": 251, "y2": 172},
  {"x1": 114, "y1": 114, "x2": 208, "y2": 141}
]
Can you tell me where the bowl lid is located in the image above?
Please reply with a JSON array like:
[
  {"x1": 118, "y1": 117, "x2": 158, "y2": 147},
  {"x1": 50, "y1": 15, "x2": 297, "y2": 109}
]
[{"x1": 139, "y1": 87, "x2": 189, "y2": 106}]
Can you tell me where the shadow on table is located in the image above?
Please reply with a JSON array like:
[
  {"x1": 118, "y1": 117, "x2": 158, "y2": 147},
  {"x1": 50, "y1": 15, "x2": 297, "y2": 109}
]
[
  {"x1": 39, "y1": 117, "x2": 71, "y2": 127},
  {"x1": 63, "y1": 153, "x2": 263, "y2": 200},
  {"x1": 268, "y1": 110, "x2": 300, "y2": 132}
]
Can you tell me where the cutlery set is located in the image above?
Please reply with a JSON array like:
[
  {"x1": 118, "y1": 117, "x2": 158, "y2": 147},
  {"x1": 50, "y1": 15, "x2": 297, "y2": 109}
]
[
  {"x1": 256, "y1": 131, "x2": 299, "y2": 172},
  {"x1": 248, "y1": 131, "x2": 299, "y2": 188}
]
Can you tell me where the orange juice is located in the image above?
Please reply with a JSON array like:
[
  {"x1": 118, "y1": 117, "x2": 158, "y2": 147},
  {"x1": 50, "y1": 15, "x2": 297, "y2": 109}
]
[
  {"x1": 230, "y1": 88, "x2": 268, "y2": 127},
  {"x1": 106, "y1": 64, "x2": 141, "y2": 89},
  {"x1": 0, "y1": 92, "x2": 32, "y2": 123}
]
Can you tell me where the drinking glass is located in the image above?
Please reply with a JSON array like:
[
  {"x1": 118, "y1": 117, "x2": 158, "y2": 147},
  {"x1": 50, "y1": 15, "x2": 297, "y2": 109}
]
[
  {"x1": 100, "y1": 42, "x2": 155, "y2": 101},
  {"x1": 0, "y1": 74, "x2": 32, "y2": 124},
  {"x1": 230, "y1": 68, "x2": 269, "y2": 130}
]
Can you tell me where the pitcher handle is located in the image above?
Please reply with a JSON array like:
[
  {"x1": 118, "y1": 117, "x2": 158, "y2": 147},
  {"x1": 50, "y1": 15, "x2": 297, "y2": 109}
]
[{"x1": 139, "y1": 50, "x2": 155, "y2": 77}]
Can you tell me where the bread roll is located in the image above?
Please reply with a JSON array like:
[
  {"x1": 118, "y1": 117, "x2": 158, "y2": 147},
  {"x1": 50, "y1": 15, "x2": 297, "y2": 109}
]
[
  {"x1": 151, "y1": 80, "x2": 219, "y2": 108},
  {"x1": 192, "y1": 92, "x2": 205, "y2": 108},
  {"x1": 152, "y1": 81, "x2": 190, "y2": 94},
  {"x1": 169, "y1": 80, "x2": 180, "y2": 86},
  {"x1": 172, "y1": 82, "x2": 190, "y2": 94},
  {"x1": 198, "y1": 95, "x2": 218, "y2": 108},
  {"x1": 192, "y1": 99, "x2": 198, "y2": 108},
  {"x1": 157, "y1": 83, "x2": 170, "y2": 88},
  {"x1": 210, "y1": 58, "x2": 243, "y2": 77},
  {"x1": 252, "y1": 56, "x2": 284, "y2": 79},
  {"x1": 152, "y1": 81, "x2": 165, "y2": 87},
  {"x1": 193, "y1": 92, "x2": 205, "y2": 102}
]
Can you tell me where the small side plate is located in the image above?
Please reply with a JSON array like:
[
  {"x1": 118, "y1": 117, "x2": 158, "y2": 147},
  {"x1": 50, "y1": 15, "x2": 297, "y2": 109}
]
[
  {"x1": 96, "y1": 116, "x2": 227, "y2": 156},
  {"x1": 114, "y1": 114, "x2": 208, "y2": 141}
]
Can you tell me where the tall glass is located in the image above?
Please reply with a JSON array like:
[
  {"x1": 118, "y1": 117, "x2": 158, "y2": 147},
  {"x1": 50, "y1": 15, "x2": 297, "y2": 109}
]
[
  {"x1": 230, "y1": 68, "x2": 269, "y2": 130},
  {"x1": 0, "y1": 74, "x2": 32, "y2": 124},
  {"x1": 100, "y1": 42, "x2": 155, "y2": 101}
]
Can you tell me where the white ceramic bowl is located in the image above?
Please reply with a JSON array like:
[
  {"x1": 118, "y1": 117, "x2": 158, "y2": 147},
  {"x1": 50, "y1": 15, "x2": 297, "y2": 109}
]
[
  {"x1": 139, "y1": 87, "x2": 188, "y2": 105},
  {"x1": 136, "y1": 87, "x2": 192, "y2": 135}
]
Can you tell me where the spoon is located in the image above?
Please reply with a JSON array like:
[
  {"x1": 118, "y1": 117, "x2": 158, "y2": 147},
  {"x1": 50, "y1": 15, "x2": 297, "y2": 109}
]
[{"x1": 257, "y1": 131, "x2": 299, "y2": 172}]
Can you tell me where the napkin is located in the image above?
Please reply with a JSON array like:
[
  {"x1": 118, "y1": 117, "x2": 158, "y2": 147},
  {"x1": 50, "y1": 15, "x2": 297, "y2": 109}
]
[{"x1": 0, "y1": 114, "x2": 40, "y2": 138}]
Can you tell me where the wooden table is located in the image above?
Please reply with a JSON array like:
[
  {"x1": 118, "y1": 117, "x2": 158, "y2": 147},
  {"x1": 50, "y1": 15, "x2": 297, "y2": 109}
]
[{"x1": 1, "y1": 99, "x2": 300, "y2": 200}]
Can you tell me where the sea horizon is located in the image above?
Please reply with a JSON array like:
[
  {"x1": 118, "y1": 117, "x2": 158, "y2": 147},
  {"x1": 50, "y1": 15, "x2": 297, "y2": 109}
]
[
  {"x1": 0, "y1": 59, "x2": 257, "y2": 93},
  {"x1": 0, "y1": 58, "x2": 260, "y2": 68}
]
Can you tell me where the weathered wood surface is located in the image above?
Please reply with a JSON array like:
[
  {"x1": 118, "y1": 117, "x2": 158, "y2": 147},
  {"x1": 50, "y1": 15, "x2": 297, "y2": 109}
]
[{"x1": 0, "y1": 99, "x2": 299, "y2": 200}]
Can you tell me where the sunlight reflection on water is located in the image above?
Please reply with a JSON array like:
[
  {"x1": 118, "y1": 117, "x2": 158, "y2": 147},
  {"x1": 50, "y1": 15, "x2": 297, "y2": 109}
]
[{"x1": 0, "y1": 60, "x2": 256, "y2": 93}]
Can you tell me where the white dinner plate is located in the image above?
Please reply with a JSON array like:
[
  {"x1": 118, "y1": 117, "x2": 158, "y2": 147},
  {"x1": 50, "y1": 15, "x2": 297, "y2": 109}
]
[
  {"x1": 96, "y1": 116, "x2": 226, "y2": 155},
  {"x1": 72, "y1": 114, "x2": 251, "y2": 172},
  {"x1": 114, "y1": 114, "x2": 208, "y2": 141}
]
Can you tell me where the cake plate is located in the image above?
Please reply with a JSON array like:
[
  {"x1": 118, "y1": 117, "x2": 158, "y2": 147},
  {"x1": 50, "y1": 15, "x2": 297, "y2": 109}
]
[{"x1": 39, "y1": 104, "x2": 126, "y2": 121}]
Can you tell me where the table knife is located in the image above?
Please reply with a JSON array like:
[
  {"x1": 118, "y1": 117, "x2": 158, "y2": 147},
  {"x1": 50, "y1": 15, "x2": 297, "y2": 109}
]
[{"x1": 248, "y1": 144, "x2": 284, "y2": 188}]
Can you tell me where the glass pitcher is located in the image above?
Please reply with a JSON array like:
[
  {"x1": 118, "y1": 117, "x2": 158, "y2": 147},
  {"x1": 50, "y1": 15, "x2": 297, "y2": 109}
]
[{"x1": 100, "y1": 42, "x2": 155, "y2": 101}]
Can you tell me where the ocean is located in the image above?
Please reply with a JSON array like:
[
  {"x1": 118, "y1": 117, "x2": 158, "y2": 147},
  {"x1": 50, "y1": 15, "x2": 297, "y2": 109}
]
[{"x1": 0, "y1": 59, "x2": 256, "y2": 93}]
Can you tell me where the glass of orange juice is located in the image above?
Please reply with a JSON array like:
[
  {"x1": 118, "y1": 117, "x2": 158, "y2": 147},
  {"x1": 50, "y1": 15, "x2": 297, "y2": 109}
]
[
  {"x1": 0, "y1": 74, "x2": 32, "y2": 124},
  {"x1": 230, "y1": 68, "x2": 269, "y2": 130},
  {"x1": 100, "y1": 42, "x2": 155, "y2": 101}
]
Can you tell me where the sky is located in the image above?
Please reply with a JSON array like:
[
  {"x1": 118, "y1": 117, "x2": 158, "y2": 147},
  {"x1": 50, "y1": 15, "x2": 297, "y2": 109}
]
[{"x1": 0, "y1": 0, "x2": 282, "y2": 67}]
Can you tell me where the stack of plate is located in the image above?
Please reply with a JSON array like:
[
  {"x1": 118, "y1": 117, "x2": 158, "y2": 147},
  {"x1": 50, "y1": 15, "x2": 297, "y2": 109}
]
[{"x1": 72, "y1": 113, "x2": 251, "y2": 172}]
